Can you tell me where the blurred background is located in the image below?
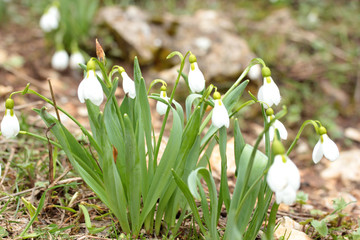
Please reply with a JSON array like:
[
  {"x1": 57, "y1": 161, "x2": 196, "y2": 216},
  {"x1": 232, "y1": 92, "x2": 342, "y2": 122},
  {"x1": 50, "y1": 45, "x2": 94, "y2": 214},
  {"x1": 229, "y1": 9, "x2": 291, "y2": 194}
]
[
  {"x1": 0, "y1": 0, "x2": 359, "y2": 238},
  {"x1": 1, "y1": 0, "x2": 359, "y2": 146}
]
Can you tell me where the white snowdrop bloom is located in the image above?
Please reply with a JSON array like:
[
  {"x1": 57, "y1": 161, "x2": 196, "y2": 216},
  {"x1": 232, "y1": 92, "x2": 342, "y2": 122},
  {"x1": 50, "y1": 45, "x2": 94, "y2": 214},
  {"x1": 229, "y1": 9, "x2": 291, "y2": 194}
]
[
  {"x1": 188, "y1": 53, "x2": 205, "y2": 93},
  {"x1": 188, "y1": 62, "x2": 205, "y2": 93},
  {"x1": 258, "y1": 76, "x2": 281, "y2": 109},
  {"x1": 121, "y1": 71, "x2": 136, "y2": 99},
  {"x1": 268, "y1": 115, "x2": 288, "y2": 141},
  {"x1": 1, "y1": 109, "x2": 20, "y2": 139},
  {"x1": 156, "y1": 89, "x2": 169, "y2": 115},
  {"x1": 267, "y1": 154, "x2": 300, "y2": 205},
  {"x1": 69, "y1": 52, "x2": 85, "y2": 69},
  {"x1": 51, "y1": 50, "x2": 69, "y2": 71},
  {"x1": 39, "y1": 6, "x2": 60, "y2": 32},
  {"x1": 248, "y1": 64, "x2": 262, "y2": 80},
  {"x1": 312, "y1": 127, "x2": 339, "y2": 164},
  {"x1": 211, "y1": 92, "x2": 229, "y2": 129},
  {"x1": 78, "y1": 69, "x2": 104, "y2": 106}
]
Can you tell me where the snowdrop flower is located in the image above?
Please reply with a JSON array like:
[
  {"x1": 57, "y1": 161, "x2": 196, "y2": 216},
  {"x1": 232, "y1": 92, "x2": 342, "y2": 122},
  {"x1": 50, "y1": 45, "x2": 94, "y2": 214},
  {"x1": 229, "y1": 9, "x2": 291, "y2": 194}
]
[
  {"x1": 69, "y1": 51, "x2": 85, "y2": 70},
  {"x1": 267, "y1": 152, "x2": 300, "y2": 205},
  {"x1": 156, "y1": 85, "x2": 169, "y2": 115},
  {"x1": 78, "y1": 60, "x2": 104, "y2": 106},
  {"x1": 248, "y1": 64, "x2": 262, "y2": 80},
  {"x1": 211, "y1": 91, "x2": 229, "y2": 128},
  {"x1": 1, "y1": 98, "x2": 20, "y2": 139},
  {"x1": 257, "y1": 67, "x2": 281, "y2": 109},
  {"x1": 312, "y1": 126, "x2": 339, "y2": 164},
  {"x1": 119, "y1": 67, "x2": 136, "y2": 99},
  {"x1": 51, "y1": 50, "x2": 69, "y2": 71},
  {"x1": 39, "y1": 5, "x2": 60, "y2": 32},
  {"x1": 266, "y1": 108, "x2": 287, "y2": 141},
  {"x1": 188, "y1": 53, "x2": 205, "y2": 93}
]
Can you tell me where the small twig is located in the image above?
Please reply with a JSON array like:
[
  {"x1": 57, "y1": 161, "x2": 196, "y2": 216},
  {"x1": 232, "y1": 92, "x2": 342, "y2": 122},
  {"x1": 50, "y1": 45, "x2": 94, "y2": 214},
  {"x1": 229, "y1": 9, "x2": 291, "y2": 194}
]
[
  {"x1": 0, "y1": 148, "x2": 15, "y2": 188},
  {"x1": 48, "y1": 167, "x2": 72, "y2": 189},
  {"x1": 48, "y1": 79, "x2": 61, "y2": 123},
  {"x1": 46, "y1": 123, "x2": 56, "y2": 186},
  {"x1": 0, "y1": 177, "x2": 82, "y2": 201}
]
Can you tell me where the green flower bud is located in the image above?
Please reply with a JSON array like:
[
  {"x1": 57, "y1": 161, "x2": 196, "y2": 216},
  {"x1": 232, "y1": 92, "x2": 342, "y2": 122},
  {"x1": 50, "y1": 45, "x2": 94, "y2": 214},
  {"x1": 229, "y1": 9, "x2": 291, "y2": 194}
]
[
  {"x1": 213, "y1": 91, "x2": 221, "y2": 100},
  {"x1": 318, "y1": 126, "x2": 327, "y2": 135},
  {"x1": 160, "y1": 85, "x2": 167, "y2": 91},
  {"x1": 189, "y1": 54, "x2": 197, "y2": 64},
  {"x1": 266, "y1": 108, "x2": 274, "y2": 116},
  {"x1": 86, "y1": 59, "x2": 96, "y2": 71},
  {"x1": 272, "y1": 138, "x2": 285, "y2": 156},
  {"x1": 261, "y1": 67, "x2": 271, "y2": 77},
  {"x1": 5, "y1": 98, "x2": 14, "y2": 109}
]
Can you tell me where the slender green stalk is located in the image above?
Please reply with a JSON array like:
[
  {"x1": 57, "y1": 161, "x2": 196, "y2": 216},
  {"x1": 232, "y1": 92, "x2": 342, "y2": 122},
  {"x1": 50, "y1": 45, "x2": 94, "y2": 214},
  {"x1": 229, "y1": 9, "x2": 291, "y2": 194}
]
[
  {"x1": 286, "y1": 120, "x2": 320, "y2": 156},
  {"x1": 238, "y1": 108, "x2": 287, "y2": 203},
  {"x1": 265, "y1": 203, "x2": 279, "y2": 240},
  {"x1": 19, "y1": 131, "x2": 62, "y2": 148},
  {"x1": 229, "y1": 100, "x2": 256, "y2": 118},
  {"x1": 26, "y1": 89, "x2": 99, "y2": 148},
  {"x1": 153, "y1": 52, "x2": 190, "y2": 163},
  {"x1": 223, "y1": 58, "x2": 265, "y2": 99}
]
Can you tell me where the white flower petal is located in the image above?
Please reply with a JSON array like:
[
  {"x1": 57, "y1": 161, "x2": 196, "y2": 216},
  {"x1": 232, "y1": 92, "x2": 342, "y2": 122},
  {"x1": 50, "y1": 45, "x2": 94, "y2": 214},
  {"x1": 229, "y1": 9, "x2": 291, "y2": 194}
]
[
  {"x1": 78, "y1": 70, "x2": 104, "y2": 106},
  {"x1": 268, "y1": 79, "x2": 281, "y2": 105},
  {"x1": 69, "y1": 52, "x2": 85, "y2": 69},
  {"x1": 267, "y1": 155, "x2": 300, "y2": 205},
  {"x1": 156, "y1": 91, "x2": 168, "y2": 115},
  {"x1": 322, "y1": 134, "x2": 339, "y2": 161},
  {"x1": 258, "y1": 77, "x2": 281, "y2": 108},
  {"x1": 77, "y1": 79, "x2": 86, "y2": 103},
  {"x1": 269, "y1": 125, "x2": 275, "y2": 142},
  {"x1": 51, "y1": 50, "x2": 69, "y2": 71},
  {"x1": 188, "y1": 62, "x2": 205, "y2": 93},
  {"x1": 312, "y1": 139, "x2": 323, "y2": 164},
  {"x1": 211, "y1": 100, "x2": 229, "y2": 128},
  {"x1": 122, "y1": 72, "x2": 136, "y2": 99},
  {"x1": 1, "y1": 109, "x2": 20, "y2": 138},
  {"x1": 274, "y1": 119, "x2": 288, "y2": 140},
  {"x1": 276, "y1": 186, "x2": 297, "y2": 205}
]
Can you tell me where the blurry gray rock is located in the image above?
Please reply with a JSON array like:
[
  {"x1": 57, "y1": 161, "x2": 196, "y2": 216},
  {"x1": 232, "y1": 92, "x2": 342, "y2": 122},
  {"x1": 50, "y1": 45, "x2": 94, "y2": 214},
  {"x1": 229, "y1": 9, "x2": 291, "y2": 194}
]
[{"x1": 98, "y1": 6, "x2": 256, "y2": 84}]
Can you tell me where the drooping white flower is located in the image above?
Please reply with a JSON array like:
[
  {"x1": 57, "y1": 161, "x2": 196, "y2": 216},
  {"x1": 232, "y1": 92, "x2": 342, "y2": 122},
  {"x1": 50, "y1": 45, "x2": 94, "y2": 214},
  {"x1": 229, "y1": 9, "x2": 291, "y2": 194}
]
[
  {"x1": 1, "y1": 109, "x2": 20, "y2": 139},
  {"x1": 268, "y1": 115, "x2": 288, "y2": 141},
  {"x1": 267, "y1": 154, "x2": 300, "y2": 205},
  {"x1": 69, "y1": 52, "x2": 85, "y2": 69},
  {"x1": 258, "y1": 76, "x2": 281, "y2": 109},
  {"x1": 312, "y1": 127, "x2": 339, "y2": 164},
  {"x1": 121, "y1": 70, "x2": 136, "y2": 99},
  {"x1": 39, "y1": 6, "x2": 60, "y2": 32},
  {"x1": 51, "y1": 50, "x2": 69, "y2": 71},
  {"x1": 257, "y1": 67, "x2": 280, "y2": 109},
  {"x1": 248, "y1": 64, "x2": 262, "y2": 80},
  {"x1": 211, "y1": 92, "x2": 229, "y2": 129},
  {"x1": 188, "y1": 54, "x2": 205, "y2": 93},
  {"x1": 78, "y1": 69, "x2": 104, "y2": 106},
  {"x1": 156, "y1": 88, "x2": 169, "y2": 115}
]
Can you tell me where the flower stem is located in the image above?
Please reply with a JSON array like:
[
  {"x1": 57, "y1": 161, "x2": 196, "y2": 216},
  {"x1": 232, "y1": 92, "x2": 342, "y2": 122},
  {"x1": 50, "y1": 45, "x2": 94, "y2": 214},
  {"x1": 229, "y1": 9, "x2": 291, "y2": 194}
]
[
  {"x1": 286, "y1": 120, "x2": 320, "y2": 156},
  {"x1": 19, "y1": 131, "x2": 62, "y2": 148},
  {"x1": 153, "y1": 52, "x2": 190, "y2": 164}
]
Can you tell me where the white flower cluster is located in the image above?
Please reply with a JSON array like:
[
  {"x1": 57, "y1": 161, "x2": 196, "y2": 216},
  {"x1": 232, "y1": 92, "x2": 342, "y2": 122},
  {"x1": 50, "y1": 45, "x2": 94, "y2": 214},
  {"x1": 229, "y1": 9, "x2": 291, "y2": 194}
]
[{"x1": 51, "y1": 50, "x2": 85, "y2": 71}]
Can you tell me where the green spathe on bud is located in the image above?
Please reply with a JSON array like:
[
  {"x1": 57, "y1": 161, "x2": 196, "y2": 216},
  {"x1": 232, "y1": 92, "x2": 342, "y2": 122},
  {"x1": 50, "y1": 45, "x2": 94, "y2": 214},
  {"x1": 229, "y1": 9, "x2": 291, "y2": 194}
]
[
  {"x1": 266, "y1": 108, "x2": 274, "y2": 116},
  {"x1": 213, "y1": 91, "x2": 221, "y2": 100},
  {"x1": 318, "y1": 126, "x2": 327, "y2": 135},
  {"x1": 160, "y1": 85, "x2": 167, "y2": 91},
  {"x1": 189, "y1": 53, "x2": 197, "y2": 64},
  {"x1": 272, "y1": 138, "x2": 285, "y2": 156},
  {"x1": 118, "y1": 66, "x2": 125, "y2": 74},
  {"x1": 5, "y1": 98, "x2": 14, "y2": 109},
  {"x1": 86, "y1": 59, "x2": 96, "y2": 71},
  {"x1": 261, "y1": 67, "x2": 271, "y2": 77}
]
